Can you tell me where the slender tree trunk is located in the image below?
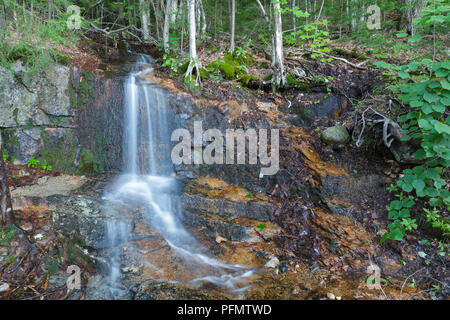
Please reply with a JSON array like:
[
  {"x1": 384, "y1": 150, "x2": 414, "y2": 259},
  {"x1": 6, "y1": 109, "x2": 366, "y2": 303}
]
[
  {"x1": 188, "y1": 0, "x2": 197, "y2": 60},
  {"x1": 180, "y1": 0, "x2": 185, "y2": 53},
  {"x1": 199, "y1": 0, "x2": 206, "y2": 39},
  {"x1": 229, "y1": 0, "x2": 235, "y2": 52},
  {"x1": 272, "y1": 0, "x2": 285, "y2": 88},
  {"x1": 140, "y1": 0, "x2": 150, "y2": 41},
  {"x1": 255, "y1": 0, "x2": 275, "y2": 69},
  {"x1": 0, "y1": 0, "x2": 6, "y2": 33},
  {"x1": 0, "y1": 144, "x2": 13, "y2": 226},
  {"x1": 185, "y1": 0, "x2": 201, "y2": 82},
  {"x1": 163, "y1": 0, "x2": 173, "y2": 50},
  {"x1": 292, "y1": 0, "x2": 296, "y2": 32},
  {"x1": 170, "y1": 0, "x2": 178, "y2": 23}
]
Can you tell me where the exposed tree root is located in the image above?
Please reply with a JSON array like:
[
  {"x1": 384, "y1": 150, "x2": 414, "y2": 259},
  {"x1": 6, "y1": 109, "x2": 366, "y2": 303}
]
[{"x1": 352, "y1": 106, "x2": 402, "y2": 148}]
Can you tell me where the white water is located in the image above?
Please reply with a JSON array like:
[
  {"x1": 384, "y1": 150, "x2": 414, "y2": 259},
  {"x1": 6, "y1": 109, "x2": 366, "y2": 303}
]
[{"x1": 104, "y1": 55, "x2": 253, "y2": 295}]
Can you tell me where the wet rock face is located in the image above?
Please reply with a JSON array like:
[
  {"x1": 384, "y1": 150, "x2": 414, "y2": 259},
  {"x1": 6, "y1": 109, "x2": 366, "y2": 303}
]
[
  {"x1": 283, "y1": 95, "x2": 349, "y2": 127},
  {"x1": 0, "y1": 64, "x2": 124, "y2": 174},
  {"x1": 134, "y1": 280, "x2": 224, "y2": 300}
]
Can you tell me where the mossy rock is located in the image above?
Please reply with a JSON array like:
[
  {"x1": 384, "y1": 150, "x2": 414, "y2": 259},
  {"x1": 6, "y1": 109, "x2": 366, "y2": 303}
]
[
  {"x1": 331, "y1": 48, "x2": 367, "y2": 61},
  {"x1": 239, "y1": 74, "x2": 258, "y2": 86},
  {"x1": 286, "y1": 76, "x2": 311, "y2": 90},
  {"x1": 79, "y1": 148, "x2": 95, "y2": 174},
  {"x1": 53, "y1": 52, "x2": 72, "y2": 66},
  {"x1": 218, "y1": 61, "x2": 236, "y2": 79}
]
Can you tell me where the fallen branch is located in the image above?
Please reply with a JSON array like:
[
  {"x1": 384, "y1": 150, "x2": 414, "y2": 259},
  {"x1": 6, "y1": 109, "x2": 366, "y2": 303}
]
[{"x1": 311, "y1": 50, "x2": 369, "y2": 70}]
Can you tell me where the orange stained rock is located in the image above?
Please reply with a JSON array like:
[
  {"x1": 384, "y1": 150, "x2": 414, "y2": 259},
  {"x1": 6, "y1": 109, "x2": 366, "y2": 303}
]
[{"x1": 188, "y1": 177, "x2": 266, "y2": 203}]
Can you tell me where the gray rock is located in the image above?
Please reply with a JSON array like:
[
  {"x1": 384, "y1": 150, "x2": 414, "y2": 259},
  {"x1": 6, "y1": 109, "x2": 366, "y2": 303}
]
[
  {"x1": 0, "y1": 65, "x2": 72, "y2": 128},
  {"x1": 264, "y1": 257, "x2": 280, "y2": 269},
  {"x1": 389, "y1": 140, "x2": 423, "y2": 165},
  {"x1": 51, "y1": 196, "x2": 133, "y2": 250},
  {"x1": 321, "y1": 126, "x2": 350, "y2": 145},
  {"x1": 134, "y1": 280, "x2": 223, "y2": 300}
]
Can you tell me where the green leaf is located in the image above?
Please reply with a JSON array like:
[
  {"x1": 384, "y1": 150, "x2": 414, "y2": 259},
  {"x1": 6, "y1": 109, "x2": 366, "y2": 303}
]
[
  {"x1": 398, "y1": 71, "x2": 410, "y2": 79},
  {"x1": 412, "y1": 179, "x2": 425, "y2": 192},
  {"x1": 440, "y1": 78, "x2": 450, "y2": 90},
  {"x1": 423, "y1": 91, "x2": 439, "y2": 103},
  {"x1": 434, "y1": 121, "x2": 450, "y2": 134}
]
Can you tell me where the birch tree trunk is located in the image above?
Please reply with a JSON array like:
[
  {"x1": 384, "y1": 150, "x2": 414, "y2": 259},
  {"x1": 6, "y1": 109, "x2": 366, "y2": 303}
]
[
  {"x1": 292, "y1": 0, "x2": 296, "y2": 33},
  {"x1": 199, "y1": 0, "x2": 206, "y2": 39},
  {"x1": 0, "y1": 144, "x2": 13, "y2": 226},
  {"x1": 272, "y1": 0, "x2": 286, "y2": 88},
  {"x1": 163, "y1": 0, "x2": 173, "y2": 50},
  {"x1": 170, "y1": 0, "x2": 178, "y2": 24},
  {"x1": 229, "y1": 0, "x2": 235, "y2": 52},
  {"x1": 139, "y1": 0, "x2": 150, "y2": 41},
  {"x1": 185, "y1": 0, "x2": 201, "y2": 82}
]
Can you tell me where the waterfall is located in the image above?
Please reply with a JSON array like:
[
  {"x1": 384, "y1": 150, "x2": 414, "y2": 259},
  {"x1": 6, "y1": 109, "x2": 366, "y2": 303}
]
[{"x1": 103, "y1": 55, "x2": 253, "y2": 297}]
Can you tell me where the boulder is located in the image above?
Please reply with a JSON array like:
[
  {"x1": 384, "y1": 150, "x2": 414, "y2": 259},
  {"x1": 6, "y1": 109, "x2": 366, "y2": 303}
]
[{"x1": 321, "y1": 126, "x2": 350, "y2": 145}]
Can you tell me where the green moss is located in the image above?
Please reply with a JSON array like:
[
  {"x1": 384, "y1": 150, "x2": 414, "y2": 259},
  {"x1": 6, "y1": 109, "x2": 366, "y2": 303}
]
[
  {"x1": 70, "y1": 70, "x2": 95, "y2": 109},
  {"x1": 54, "y1": 53, "x2": 72, "y2": 66},
  {"x1": 218, "y1": 62, "x2": 236, "y2": 79},
  {"x1": 286, "y1": 76, "x2": 310, "y2": 90},
  {"x1": 37, "y1": 139, "x2": 78, "y2": 173},
  {"x1": 79, "y1": 148, "x2": 97, "y2": 174},
  {"x1": 239, "y1": 74, "x2": 258, "y2": 85},
  {"x1": 331, "y1": 48, "x2": 367, "y2": 61}
]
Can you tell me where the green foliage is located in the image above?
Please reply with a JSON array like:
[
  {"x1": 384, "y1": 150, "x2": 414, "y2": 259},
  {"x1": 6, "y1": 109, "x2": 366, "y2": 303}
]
[
  {"x1": 376, "y1": 37, "x2": 449, "y2": 244},
  {"x1": 0, "y1": 226, "x2": 16, "y2": 245},
  {"x1": 162, "y1": 52, "x2": 181, "y2": 76},
  {"x1": 27, "y1": 157, "x2": 53, "y2": 172}
]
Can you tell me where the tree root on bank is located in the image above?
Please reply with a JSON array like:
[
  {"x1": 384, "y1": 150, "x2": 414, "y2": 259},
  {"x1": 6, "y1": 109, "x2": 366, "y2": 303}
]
[
  {"x1": 184, "y1": 58, "x2": 202, "y2": 85},
  {"x1": 352, "y1": 106, "x2": 402, "y2": 148}
]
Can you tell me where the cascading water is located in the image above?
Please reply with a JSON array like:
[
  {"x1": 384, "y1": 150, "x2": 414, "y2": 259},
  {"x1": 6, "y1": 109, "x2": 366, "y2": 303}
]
[{"x1": 103, "y1": 55, "x2": 253, "y2": 297}]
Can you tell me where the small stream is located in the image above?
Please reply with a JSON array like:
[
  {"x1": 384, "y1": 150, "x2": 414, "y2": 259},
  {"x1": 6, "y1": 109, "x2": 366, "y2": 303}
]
[{"x1": 102, "y1": 55, "x2": 254, "y2": 297}]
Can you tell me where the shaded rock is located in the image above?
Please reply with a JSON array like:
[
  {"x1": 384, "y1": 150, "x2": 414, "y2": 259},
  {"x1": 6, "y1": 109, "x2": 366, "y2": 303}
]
[
  {"x1": 134, "y1": 280, "x2": 224, "y2": 300},
  {"x1": 321, "y1": 126, "x2": 350, "y2": 145},
  {"x1": 51, "y1": 196, "x2": 132, "y2": 250},
  {"x1": 181, "y1": 194, "x2": 276, "y2": 221},
  {"x1": 389, "y1": 140, "x2": 423, "y2": 165},
  {"x1": 279, "y1": 262, "x2": 289, "y2": 274}
]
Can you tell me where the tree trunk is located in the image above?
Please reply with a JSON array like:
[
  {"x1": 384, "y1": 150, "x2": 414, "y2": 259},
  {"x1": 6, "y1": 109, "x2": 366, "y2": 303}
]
[
  {"x1": 199, "y1": 0, "x2": 206, "y2": 39},
  {"x1": 0, "y1": 0, "x2": 6, "y2": 32},
  {"x1": 140, "y1": 0, "x2": 150, "y2": 41},
  {"x1": 163, "y1": 0, "x2": 173, "y2": 50},
  {"x1": 404, "y1": 0, "x2": 425, "y2": 35},
  {"x1": 229, "y1": 0, "x2": 235, "y2": 52},
  {"x1": 292, "y1": 0, "x2": 296, "y2": 33},
  {"x1": 272, "y1": 0, "x2": 285, "y2": 88},
  {"x1": 170, "y1": 0, "x2": 178, "y2": 24},
  {"x1": 0, "y1": 144, "x2": 13, "y2": 226},
  {"x1": 185, "y1": 0, "x2": 201, "y2": 82}
]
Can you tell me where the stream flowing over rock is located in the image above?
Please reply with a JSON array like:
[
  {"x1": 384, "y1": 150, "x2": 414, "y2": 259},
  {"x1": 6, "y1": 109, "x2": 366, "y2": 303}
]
[{"x1": 3, "y1": 57, "x2": 442, "y2": 300}]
